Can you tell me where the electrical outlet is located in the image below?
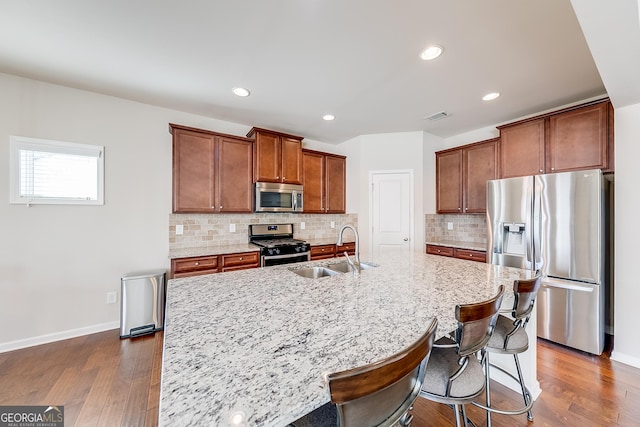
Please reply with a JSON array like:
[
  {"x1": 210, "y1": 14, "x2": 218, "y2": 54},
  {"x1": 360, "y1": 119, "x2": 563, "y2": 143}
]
[
  {"x1": 106, "y1": 291, "x2": 117, "y2": 304},
  {"x1": 300, "y1": 222, "x2": 305, "y2": 230},
  {"x1": 176, "y1": 224, "x2": 184, "y2": 235},
  {"x1": 229, "y1": 223, "x2": 236, "y2": 232},
  {"x1": 330, "y1": 221, "x2": 335, "y2": 229},
  {"x1": 447, "y1": 222, "x2": 453, "y2": 230}
]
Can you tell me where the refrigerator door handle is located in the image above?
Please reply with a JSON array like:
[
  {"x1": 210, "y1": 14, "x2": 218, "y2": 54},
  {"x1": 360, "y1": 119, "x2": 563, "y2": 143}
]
[{"x1": 541, "y1": 281, "x2": 595, "y2": 292}]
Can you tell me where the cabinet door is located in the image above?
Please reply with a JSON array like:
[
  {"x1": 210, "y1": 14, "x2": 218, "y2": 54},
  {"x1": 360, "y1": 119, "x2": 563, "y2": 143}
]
[
  {"x1": 499, "y1": 119, "x2": 545, "y2": 178},
  {"x1": 254, "y1": 131, "x2": 280, "y2": 182},
  {"x1": 463, "y1": 139, "x2": 498, "y2": 213},
  {"x1": 172, "y1": 129, "x2": 215, "y2": 213},
  {"x1": 302, "y1": 151, "x2": 325, "y2": 213},
  {"x1": 436, "y1": 149, "x2": 462, "y2": 213},
  {"x1": 217, "y1": 136, "x2": 254, "y2": 212},
  {"x1": 547, "y1": 102, "x2": 608, "y2": 173},
  {"x1": 311, "y1": 244, "x2": 336, "y2": 260},
  {"x1": 325, "y1": 155, "x2": 346, "y2": 213},
  {"x1": 281, "y1": 137, "x2": 303, "y2": 184}
]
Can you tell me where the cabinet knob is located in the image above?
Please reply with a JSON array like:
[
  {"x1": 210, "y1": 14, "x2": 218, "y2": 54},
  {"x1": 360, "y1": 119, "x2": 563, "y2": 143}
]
[
  {"x1": 465, "y1": 207, "x2": 468, "y2": 211},
  {"x1": 194, "y1": 262, "x2": 200, "y2": 266},
  {"x1": 458, "y1": 207, "x2": 461, "y2": 211},
  {"x1": 437, "y1": 250, "x2": 441, "y2": 253},
  {"x1": 469, "y1": 254, "x2": 473, "y2": 257},
  {"x1": 239, "y1": 257, "x2": 243, "y2": 260},
  {"x1": 551, "y1": 168, "x2": 555, "y2": 171},
  {"x1": 539, "y1": 169, "x2": 543, "y2": 173},
  {"x1": 220, "y1": 206, "x2": 223, "y2": 209}
]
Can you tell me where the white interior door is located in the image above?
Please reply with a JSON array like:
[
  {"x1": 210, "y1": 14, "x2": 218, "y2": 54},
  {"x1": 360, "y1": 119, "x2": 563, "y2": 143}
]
[{"x1": 370, "y1": 171, "x2": 413, "y2": 257}]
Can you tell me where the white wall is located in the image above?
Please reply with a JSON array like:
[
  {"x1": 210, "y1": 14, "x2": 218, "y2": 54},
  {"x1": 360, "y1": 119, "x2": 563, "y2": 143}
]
[
  {"x1": 339, "y1": 131, "x2": 442, "y2": 256},
  {"x1": 611, "y1": 102, "x2": 640, "y2": 367},
  {"x1": 0, "y1": 73, "x2": 256, "y2": 350}
]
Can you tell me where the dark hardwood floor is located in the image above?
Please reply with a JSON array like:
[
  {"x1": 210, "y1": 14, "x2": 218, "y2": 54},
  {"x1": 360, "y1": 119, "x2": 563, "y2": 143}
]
[{"x1": 1, "y1": 330, "x2": 639, "y2": 426}]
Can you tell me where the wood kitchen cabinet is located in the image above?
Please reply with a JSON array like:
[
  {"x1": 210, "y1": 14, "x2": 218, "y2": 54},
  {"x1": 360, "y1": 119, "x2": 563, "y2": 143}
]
[
  {"x1": 247, "y1": 127, "x2": 303, "y2": 184},
  {"x1": 436, "y1": 138, "x2": 498, "y2": 214},
  {"x1": 426, "y1": 244, "x2": 486, "y2": 263},
  {"x1": 310, "y1": 244, "x2": 336, "y2": 260},
  {"x1": 171, "y1": 124, "x2": 253, "y2": 213},
  {"x1": 547, "y1": 101, "x2": 609, "y2": 173},
  {"x1": 302, "y1": 149, "x2": 346, "y2": 214},
  {"x1": 336, "y1": 242, "x2": 356, "y2": 256},
  {"x1": 171, "y1": 255, "x2": 219, "y2": 278},
  {"x1": 499, "y1": 118, "x2": 546, "y2": 178},
  {"x1": 172, "y1": 250, "x2": 260, "y2": 277},
  {"x1": 220, "y1": 251, "x2": 260, "y2": 272},
  {"x1": 497, "y1": 99, "x2": 612, "y2": 178}
]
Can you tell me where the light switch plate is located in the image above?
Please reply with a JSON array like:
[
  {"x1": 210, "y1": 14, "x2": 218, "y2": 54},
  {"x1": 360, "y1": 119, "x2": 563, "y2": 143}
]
[
  {"x1": 300, "y1": 222, "x2": 305, "y2": 230},
  {"x1": 447, "y1": 222, "x2": 453, "y2": 230},
  {"x1": 330, "y1": 221, "x2": 335, "y2": 229},
  {"x1": 176, "y1": 224, "x2": 184, "y2": 235},
  {"x1": 229, "y1": 223, "x2": 236, "y2": 232}
]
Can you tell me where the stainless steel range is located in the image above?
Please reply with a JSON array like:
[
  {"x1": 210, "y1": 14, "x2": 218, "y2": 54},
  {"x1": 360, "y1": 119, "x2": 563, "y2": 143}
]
[{"x1": 249, "y1": 223, "x2": 311, "y2": 267}]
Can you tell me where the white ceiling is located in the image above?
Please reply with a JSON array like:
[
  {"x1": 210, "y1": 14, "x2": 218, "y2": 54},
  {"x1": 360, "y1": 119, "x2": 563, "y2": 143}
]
[{"x1": 0, "y1": 0, "x2": 628, "y2": 144}]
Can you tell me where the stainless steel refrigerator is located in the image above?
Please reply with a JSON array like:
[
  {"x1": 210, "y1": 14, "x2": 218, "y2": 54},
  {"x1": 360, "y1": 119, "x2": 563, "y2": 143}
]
[{"x1": 487, "y1": 169, "x2": 609, "y2": 355}]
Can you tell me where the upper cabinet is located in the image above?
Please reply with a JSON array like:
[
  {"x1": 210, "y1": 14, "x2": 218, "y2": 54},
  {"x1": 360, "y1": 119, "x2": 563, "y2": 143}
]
[
  {"x1": 171, "y1": 124, "x2": 253, "y2": 213},
  {"x1": 436, "y1": 138, "x2": 498, "y2": 214},
  {"x1": 499, "y1": 118, "x2": 545, "y2": 178},
  {"x1": 247, "y1": 127, "x2": 303, "y2": 184},
  {"x1": 302, "y1": 149, "x2": 346, "y2": 213},
  {"x1": 497, "y1": 99, "x2": 613, "y2": 178}
]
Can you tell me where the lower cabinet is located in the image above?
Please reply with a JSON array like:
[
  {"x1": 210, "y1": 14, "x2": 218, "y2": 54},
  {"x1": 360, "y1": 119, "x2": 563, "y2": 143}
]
[
  {"x1": 220, "y1": 251, "x2": 260, "y2": 272},
  {"x1": 426, "y1": 244, "x2": 486, "y2": 263},
  {"x1": 336, "y1": 242, "x2": 356, "y2": 256},
  {"x1": 171, "y1": 255, "x2": 219, "y2": 278},
  {"x1": 171, "y1": 251, "x2": 260, "y2": 278},
  {"x1": 310, "y1": 244, "x2": 336, "y2": 260}
]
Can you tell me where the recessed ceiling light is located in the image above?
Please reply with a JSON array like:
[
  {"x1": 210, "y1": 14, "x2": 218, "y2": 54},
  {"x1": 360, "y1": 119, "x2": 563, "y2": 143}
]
[
  {"x1": 420, "y1": 45, "x2": 444, "y2": 61},
  {"x1": 482, "y1": 92, "x2": 500, "y2": 101},
  {"x1": 322, "y1": 114, "x2": 335, "y2": 121},
  {"x1": 232, "y1": 87, "x2": 250, "y2": 97}
]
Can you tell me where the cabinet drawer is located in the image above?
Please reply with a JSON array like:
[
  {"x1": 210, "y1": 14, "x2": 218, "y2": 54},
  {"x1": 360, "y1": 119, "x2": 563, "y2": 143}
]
[
  {"x1": 426, "y1": 245, "x2": 454, "y2": 257},
  {"x1": 311, "y1": 244, "x2": 336, "y2": 260},
  {"x1": 172, "y1": 255, "x2": 219, "y2": 278},
  {"x1": 336, "y1": 243, "x2": 355, "y2": 255},
  {"x1": 454, "y1": 249, "x2": 486, "y2": 263},
  {"x1": 221, "y1": 251, "x2": 260, "y2": 270}
]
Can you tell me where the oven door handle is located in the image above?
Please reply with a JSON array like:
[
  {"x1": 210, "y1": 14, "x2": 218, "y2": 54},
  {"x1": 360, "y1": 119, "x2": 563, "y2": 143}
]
[
  {"x1": 292, "y1": 191, "x2": 298, "y2": 211},
  {"x1": 262, "y1": 251, "x2": 310, "y2": 261}
]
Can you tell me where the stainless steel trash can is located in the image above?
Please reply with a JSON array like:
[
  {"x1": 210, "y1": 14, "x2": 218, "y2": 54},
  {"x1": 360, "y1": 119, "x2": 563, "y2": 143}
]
[{"x1": 120, "y1": 269, "x2": 166, "y2": 339}]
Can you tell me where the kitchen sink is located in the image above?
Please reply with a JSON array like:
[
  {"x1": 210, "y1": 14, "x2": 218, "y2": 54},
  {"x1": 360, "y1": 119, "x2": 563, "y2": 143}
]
[
  {"x1": 290, "y1": 266, "x2": 341, "y2": 279},
  {"x1": 326, "y1": 261, "x2": 378, "y2": 274}
]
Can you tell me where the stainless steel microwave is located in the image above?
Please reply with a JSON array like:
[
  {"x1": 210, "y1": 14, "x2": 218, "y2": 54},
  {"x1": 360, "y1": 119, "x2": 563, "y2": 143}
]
[{"x1": 255, "y1": 182, "x2": 304, "y2": 212}]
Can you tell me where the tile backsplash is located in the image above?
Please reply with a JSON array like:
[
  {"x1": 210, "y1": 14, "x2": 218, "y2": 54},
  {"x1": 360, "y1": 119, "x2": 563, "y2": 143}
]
[
  {"x1": 169, "y1": 213, "x2": 358, "y2": 250},
  {"x1": 425, "y1": 213, "x2": 487, "y2": 245}
]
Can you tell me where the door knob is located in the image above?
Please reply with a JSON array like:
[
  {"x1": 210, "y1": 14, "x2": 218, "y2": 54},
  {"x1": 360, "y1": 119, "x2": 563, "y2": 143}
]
[{"x1": 403, "y1": 238, "x2": 409, "y2": 241}]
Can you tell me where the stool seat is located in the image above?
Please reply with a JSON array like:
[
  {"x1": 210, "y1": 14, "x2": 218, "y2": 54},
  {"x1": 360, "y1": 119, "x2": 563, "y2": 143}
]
[
  {"x1": 422, "y1": 342, "x2": 485, "y2": 399},
  {"x1": 487, "y1": 314, "x2": 529, "y2": 353}
]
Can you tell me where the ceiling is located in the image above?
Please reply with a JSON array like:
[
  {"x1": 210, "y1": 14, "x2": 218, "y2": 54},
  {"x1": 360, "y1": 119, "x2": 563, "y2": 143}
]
[{"x1": 0, "y1": 0, "x2": 627, "y2": 144}]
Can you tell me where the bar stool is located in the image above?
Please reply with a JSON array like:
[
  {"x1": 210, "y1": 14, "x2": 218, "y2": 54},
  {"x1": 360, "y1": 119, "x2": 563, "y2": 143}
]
[
  {"x1": 473, "y1": 274, "x2": 542, "y2": 426},
  {"x1": 418, "y1": 286, "x2": 504, "y2": 427},
  {"x1": 289, "y1": 318, "x2": 438, "y2": 427}
]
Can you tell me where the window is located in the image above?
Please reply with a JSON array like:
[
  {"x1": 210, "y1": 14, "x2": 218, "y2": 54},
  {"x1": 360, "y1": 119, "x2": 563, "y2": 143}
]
[{"x1": 10, "y1": 136, "x2": 104, "y2": 205}]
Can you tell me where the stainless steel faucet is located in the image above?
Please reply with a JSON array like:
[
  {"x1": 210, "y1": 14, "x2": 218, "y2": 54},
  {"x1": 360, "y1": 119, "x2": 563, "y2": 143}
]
[{"x1": 337, "y1": 224, "x2": 360, "y2": 276}]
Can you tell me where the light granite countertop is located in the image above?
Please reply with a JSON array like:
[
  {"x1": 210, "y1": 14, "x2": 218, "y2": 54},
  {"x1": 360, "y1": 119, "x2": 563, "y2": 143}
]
[
  {"x1": 426, "y1": 239, "x2": 487, "y2": 252},
  {"x1": 159, "y1": 252, "x2": 533, "y2": 426}
]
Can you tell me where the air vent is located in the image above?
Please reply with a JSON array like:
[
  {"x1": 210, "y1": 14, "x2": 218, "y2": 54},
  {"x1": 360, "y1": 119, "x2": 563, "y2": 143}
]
[{"x1": 424, "y1": 111, "x2": 449, "y2": 121}]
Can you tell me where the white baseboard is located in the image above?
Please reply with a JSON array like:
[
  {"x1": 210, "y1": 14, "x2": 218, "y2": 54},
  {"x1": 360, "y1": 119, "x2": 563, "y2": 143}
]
[
  {"x1": 610, "y1": 350, "x2": 640, "y2": 369},
  {"x1": 0, "y1": 321, "x2": 120, "y2": 353}
]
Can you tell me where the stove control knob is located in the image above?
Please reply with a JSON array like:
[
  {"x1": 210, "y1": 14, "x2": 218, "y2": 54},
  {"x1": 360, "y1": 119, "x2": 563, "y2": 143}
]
[
  {"x1": 267, "y1": 248, "x2": 274, "y2": 256},
  {"x1": 295, "y1": 246, "x2": 301, "y2": 252},
  {"x1": 275, "y1": 248, "x2": 281, "y2": 255}
]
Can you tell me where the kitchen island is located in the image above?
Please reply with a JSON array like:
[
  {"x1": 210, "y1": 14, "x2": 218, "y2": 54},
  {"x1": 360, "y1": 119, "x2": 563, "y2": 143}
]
[{"x1": 159, "y1": 252, "x2": 535, "y2": 426}]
